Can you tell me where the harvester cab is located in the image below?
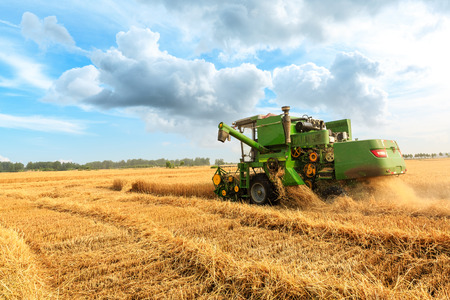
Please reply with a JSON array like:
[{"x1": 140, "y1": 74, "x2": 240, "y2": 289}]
[{"x1": 213, "y1": 106, "x2": 406, "y2": 205}]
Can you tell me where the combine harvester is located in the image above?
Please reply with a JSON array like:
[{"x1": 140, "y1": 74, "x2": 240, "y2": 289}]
[{"x1": 212, "y1": 106, "x2": 406, "y2": 204}]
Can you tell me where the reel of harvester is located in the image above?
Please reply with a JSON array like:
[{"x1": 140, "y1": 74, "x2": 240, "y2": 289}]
[{"x1": 212, "y1": 166, "x2": 241, "y2": 201}]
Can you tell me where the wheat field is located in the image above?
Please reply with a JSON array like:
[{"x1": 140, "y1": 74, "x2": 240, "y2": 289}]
[{"x1": 0, "y1": 160, "x2": 449, "y2": 299}]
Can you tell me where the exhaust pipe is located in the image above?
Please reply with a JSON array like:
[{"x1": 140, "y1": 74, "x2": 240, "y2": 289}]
[{"x1": 282, "y1": 106, "x2": 291, "y2": 144}]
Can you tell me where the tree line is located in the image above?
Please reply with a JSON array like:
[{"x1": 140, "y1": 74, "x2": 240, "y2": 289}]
[
  {"x1": 403, "y1": 152, "x2": 449, "y2": 159},
  {"x1": 0, "y1": 157, "x2": 211, "y2": 173}
]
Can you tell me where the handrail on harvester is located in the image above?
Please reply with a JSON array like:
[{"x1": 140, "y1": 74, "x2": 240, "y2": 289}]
[{"x1": 217, "y1": 122, "x2": 270, "y2": 154}]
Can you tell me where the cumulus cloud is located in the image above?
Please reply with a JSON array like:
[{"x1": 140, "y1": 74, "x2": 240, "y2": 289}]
[
  {"x1": 20, "y1": 12, "x2": 75, "y2": 49},
  {"x1": 44, "y1": 27, "x2": 271, "y2": 131},
  {"x1": 0, "y1": 113, "x2": 86, "y2": 134},
  {"x1": 44, "y1": 26, "x2": 390, "y2": 134},
  {"x1": 273, "y1": 52, "x2": 388, "y2": 125},
  {"x1": 42, "y1": 65, "x2": 101, "y2": 106}
]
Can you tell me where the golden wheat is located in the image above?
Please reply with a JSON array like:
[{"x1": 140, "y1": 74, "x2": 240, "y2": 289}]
[
  {"x1": 0, "y1": 160, "x2": 448, "y2": 299},
  {"x1": 130, "y1": 179, "x2": 214, "y2": 199}
]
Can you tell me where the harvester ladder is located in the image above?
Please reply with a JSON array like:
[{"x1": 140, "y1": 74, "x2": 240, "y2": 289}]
[{"x1": 239, "y1": 164, "x2": 250, "y2": 198}]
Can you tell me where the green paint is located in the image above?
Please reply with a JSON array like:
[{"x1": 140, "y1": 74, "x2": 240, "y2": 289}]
[{"x1": 215, "y1": 108, "x2": 406, "y2": 201}]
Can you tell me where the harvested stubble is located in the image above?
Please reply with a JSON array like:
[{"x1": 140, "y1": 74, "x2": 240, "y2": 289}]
[
  {"x1": 34, "y1": 199, "x2": 341, "y2": 298},
  {"x1": 0, "y1": 161, "x2": 449, "y2": 299},
  {"x1": 0, "y1": 226, "x2": 50, "y2": 299},
  {"x1": 127, "y1": 192, "x2": 450, "y2": 259},
  {"x1": 35, "y1": 197, "x2": 436, "y2": 299}
]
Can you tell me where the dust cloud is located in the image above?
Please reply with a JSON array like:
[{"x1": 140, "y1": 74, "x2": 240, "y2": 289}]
[{"x1": 282, "y1": 176, "x2": 450, "y2": 218}]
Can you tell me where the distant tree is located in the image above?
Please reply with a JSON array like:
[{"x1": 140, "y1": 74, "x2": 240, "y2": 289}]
[
  {"x1": 15, "y1": 163, "x2": 24, "y2": 171},
  {"x1": 53, "y1": 161, "x2": 62, "y2": 171},
  {"x1": 0, "y1": 162, "x2": 24, "y2": 172},
  {"x1": 215, "y1": 158, "x2": 225, "y2": 165},
  {"x1": 14, "y1": 156, "x2": 211, "y2": 172}
]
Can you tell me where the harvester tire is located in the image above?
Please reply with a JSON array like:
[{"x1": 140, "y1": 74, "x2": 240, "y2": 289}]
[{"x1": 249, "y1": 174, "x2": 277, "y2": 205}]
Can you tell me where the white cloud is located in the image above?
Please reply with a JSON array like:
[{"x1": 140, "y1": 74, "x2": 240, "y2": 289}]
[
  {"x1": 0, "y1": 113, "x2": 86, "y2": 134},
  {"x1": 42, "y1": 65, "x2": 101, "y2": 107},
  {"x1": 135, "y1": 0, "x2": 403, "y2": 59},
  {"x1": 20, "y1": 12, "x2": 75, "y2": 49},
  {"x1": 273, "y1": 52, "x2": 387, "y2": 125},
  {"x1": 0, "y1": 19, "x2": 20, "y2": 29},
  {"x1": 0, "y1": 155, "x2": 10, "y2": 162},
  {"x1": 0, "y1": 51, "x2": 52, "y2": 89},
  {"x1": 58, "y1": 159, "x2": 73, "y2": 163},
  {"x1": 44, "y1": 27, "x2": 271, "y2": 130},
  {"x1": 321, "y1": 1, "x2": 450, "y2": 87}
]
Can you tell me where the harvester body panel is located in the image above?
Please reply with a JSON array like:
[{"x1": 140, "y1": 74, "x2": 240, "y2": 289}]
[
  {"x1": 291, "y1": 130, "x2": 329, "y2": 148},
  {"x1": 334, "y1": 139, "x2": 406, "y2": 180},
  {"x1": 284, "y1": 166, "x2": 305, "y2": 186},
  {"x1": 325, "y1": 119, "x2": 352, "y2": 140},
  {"x1": 256, "y1": 115, "x2": 285, "y2": 146}
]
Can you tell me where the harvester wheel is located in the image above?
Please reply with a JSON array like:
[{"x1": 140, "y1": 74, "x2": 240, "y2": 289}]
[
  {"x1": 325, "y1": 150, "x2": 334, "y2": 162},
  {"x1": 249, "y1": 174, "x2": 276, "y2": 205},
  {"x1": 291, "y1": 147, "x2": 302, "y2": 158},
  {"x1": 304, "y1": 163, "x2": 316, "y2": 178},
  {"x1": 304, "y1": 180, "x2": 314, "y2": 189},
  {"x1": 213, "y1": 174, "x2": 222, "y2": 185},
  {"x1": 309, "y1": 152, "x2": 319, "y2": 162}
]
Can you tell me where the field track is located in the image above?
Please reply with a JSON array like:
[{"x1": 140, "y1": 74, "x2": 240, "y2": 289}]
[{"x1": 0, "y1": 160, "x2": 449, "y2": 299}]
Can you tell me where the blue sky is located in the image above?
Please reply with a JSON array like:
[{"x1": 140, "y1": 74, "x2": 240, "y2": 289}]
[{"x1": 1, "y1": 0, "x2": 449, "y2": 164}]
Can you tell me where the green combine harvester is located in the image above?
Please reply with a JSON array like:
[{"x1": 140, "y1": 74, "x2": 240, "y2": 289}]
[{"x1": 212, "y1": 106, "x2": 406, "y2": 204}]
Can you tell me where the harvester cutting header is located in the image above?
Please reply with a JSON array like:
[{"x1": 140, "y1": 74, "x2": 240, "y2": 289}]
[{"x1": 212, "y1": 106, "x2": 406, "y2": 204}]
